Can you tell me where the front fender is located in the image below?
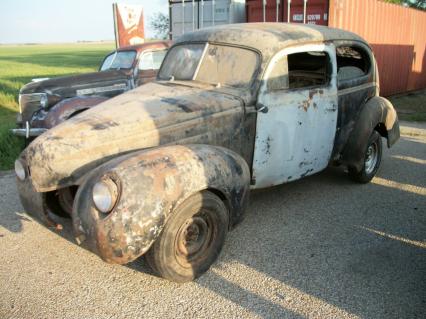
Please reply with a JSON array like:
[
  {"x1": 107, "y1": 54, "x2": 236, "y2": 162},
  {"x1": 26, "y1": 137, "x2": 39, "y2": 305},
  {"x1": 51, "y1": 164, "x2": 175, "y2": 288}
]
[
  {"x1": 32, "y1": 96, "x2": 109, "y2": 129},
  {"x1": 342, "y1": 96, "x2": 400, "y2": 170},
  {"x1": 72, "y1": 144, "x2": 250, "y2": 264}
]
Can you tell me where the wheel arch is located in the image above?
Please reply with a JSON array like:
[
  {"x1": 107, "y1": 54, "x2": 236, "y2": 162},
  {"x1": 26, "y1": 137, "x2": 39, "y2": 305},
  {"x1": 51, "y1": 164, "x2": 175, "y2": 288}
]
[
  {"x1": 204, "y1": 187, "x2": 234, "y2": 230},
  {"x1": 341, "y1": 96, "x2": 400, "y2": 170}
]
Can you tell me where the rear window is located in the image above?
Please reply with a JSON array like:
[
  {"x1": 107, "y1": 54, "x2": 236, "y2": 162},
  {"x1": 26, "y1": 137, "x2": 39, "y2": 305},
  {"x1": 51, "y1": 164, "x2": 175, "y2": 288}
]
[
  {"x1": 336, "y1": 46, "x2": 371, "y2": 82},
  {"x1": 139, "y1": 50, "x2": 167, "y2": 71}
]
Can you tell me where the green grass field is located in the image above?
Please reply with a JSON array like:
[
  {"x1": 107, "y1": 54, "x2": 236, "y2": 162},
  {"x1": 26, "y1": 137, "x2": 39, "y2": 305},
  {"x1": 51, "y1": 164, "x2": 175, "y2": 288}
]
[{"x1": 0, "y1": 42, "x2": 114, "y2": 170}]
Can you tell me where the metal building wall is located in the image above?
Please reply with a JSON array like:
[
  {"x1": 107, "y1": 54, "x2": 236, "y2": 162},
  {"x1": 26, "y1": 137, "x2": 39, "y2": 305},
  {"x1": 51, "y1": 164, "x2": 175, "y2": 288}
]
[{"x1": 329, "y1": 0, "x2": 426, "y2": 96}]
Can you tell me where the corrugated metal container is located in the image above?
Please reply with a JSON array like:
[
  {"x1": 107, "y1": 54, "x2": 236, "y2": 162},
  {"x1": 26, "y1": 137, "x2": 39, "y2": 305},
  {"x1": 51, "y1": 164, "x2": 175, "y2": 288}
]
[
  {"x1": 246, "y1": 0, "x2": 283, "y2": 22},
  {"x1": 329, "y1": 0, "x2": 426, "y2": 96},
  {"x1": 246, "y1": 0, "x2": 329, "y2": 25},
  {"x1": 169, "y1": 0, "x2": 246, "y2": 39}
]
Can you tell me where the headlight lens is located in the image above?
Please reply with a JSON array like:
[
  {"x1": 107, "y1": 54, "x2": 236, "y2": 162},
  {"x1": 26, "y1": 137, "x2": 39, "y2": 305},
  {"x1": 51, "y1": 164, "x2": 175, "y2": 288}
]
[
  {"x1": 92, "y1": 177, "x2": 119, "y2": 213},
  {"x1": 15, "y1": 160, "x2": 26, "y2": 181}
]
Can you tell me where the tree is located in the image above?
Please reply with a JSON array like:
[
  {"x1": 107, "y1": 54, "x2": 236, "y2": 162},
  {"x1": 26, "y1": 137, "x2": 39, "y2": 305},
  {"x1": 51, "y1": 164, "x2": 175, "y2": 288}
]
[
  {"x1": 150, "y1": 12, "x2": 169, "y2": 40},
  {"x1": 383, "y1": 0, "x2": 426, "y2": 10},
  {"x1": 411, "y1": 0, "x2": 426, "y2": 9}
]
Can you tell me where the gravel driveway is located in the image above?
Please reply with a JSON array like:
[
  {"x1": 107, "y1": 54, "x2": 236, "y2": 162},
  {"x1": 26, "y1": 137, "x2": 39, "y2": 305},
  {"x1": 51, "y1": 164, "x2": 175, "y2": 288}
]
[{"x1": 1, "y1": 121, "x2": 425, "y2": 319}]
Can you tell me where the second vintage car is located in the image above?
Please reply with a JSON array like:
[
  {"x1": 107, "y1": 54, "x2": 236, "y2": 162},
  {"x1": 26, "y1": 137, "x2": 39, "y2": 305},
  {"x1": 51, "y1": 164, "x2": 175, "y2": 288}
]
[
  {"x1": 15, "y1": 23, "x2": 399, "y2": 282},
  {"x1": 12, "y1": 40, "x2": 171, "y2": 139}
]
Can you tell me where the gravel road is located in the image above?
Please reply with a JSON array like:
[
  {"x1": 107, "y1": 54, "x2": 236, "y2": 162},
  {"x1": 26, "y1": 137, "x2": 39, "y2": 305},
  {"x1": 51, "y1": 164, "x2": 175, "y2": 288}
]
[{"x1": 1, "y1": 121, "x2": 425, "y2": 319}]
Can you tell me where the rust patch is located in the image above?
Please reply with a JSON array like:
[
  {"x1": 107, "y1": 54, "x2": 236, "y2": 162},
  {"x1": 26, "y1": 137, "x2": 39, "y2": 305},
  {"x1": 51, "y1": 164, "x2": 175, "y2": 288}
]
[
  {"x1": 299, "y1": 100, "x2": 310, "y2": 112},
  {"x1": 299, "y1": 89, "x2": 321, "y2": 112}
]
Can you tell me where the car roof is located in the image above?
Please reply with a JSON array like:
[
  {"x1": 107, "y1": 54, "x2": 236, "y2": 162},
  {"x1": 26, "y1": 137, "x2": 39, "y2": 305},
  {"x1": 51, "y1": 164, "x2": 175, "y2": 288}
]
[
  {"x1": 176, "y1": 23, "x2": 367, "y2": 56},
  {"x1": 117, "y1": 40, "x2": 172, "y2": 53}
]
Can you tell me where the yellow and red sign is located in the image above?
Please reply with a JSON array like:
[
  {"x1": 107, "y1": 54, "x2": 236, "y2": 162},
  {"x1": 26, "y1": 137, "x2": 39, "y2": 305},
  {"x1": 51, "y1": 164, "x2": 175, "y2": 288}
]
[{"x1": 113, "y1": 3, "x2": 145, "y2": 48}]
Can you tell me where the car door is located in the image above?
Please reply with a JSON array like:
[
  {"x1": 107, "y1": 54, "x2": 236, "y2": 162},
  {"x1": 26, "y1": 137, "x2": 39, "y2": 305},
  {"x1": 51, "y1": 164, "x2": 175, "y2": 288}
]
[
  {"x1": 137, "y1": 49, "x2": 167, "y2": 86},
  {"x1": 252, "y1": 43, "x2": 338, "y2": 188},
  {"x1": 331, "y1": 42, "x2": 376, "y2": 158}
]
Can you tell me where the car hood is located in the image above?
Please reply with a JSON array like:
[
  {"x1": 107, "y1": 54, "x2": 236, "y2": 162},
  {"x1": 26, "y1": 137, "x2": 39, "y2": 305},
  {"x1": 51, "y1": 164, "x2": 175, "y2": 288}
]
[
  {"x1": 20, "y1": 69, "x2": 131, "y2": 97},
  {"x1": 23, "y1": 82, "x2": 244, "y2": 192}
]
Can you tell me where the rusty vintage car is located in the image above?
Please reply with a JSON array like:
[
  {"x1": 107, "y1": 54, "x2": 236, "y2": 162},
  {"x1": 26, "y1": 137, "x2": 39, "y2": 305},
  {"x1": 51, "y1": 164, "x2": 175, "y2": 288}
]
[
  {"x1": 15, "y1": 23, "x2": 399, "y2": 282},
  {"x1": 12, "y1": 41, "x2": 171, "y2": 139}
]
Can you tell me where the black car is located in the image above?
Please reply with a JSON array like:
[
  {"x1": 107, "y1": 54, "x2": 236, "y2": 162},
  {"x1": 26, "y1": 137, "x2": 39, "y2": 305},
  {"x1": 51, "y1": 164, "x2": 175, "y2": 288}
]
[{"x1": 12, "y1": 41, "x2": 171, "y2": 138}]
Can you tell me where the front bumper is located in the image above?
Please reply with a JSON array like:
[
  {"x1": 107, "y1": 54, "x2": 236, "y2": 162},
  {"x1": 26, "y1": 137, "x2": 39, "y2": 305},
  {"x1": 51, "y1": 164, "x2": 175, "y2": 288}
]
[
  {"x1": 16, "y1": 177, "x2": 55, "y2": 226},
  {"x1": 10, "y1": 121, "x2": 47, "y2": 138}
]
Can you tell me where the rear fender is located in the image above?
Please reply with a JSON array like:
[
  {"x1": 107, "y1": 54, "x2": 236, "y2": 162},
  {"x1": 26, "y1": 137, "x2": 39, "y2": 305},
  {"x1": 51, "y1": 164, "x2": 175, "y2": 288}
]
[
  {"x1": 72, "y1": 144, "x2": 251, "y2": 264},
  {"x1": 342, "y1": 96, "x2": 400, "y2": 170}
]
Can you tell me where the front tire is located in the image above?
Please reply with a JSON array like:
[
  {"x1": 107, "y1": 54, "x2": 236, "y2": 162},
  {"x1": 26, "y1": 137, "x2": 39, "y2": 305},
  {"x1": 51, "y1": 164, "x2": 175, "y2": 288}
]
[
  {"x1": 146, "y1": 191, "x2": 229, "y2": 282},
  {"x1": 348, "y1": 131, "x2": 382, "y2": 183}
]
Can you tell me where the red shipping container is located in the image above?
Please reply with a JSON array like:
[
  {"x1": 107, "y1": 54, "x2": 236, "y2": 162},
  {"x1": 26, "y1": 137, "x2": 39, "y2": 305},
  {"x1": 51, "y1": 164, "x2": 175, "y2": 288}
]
[
  {"x1": 246, "y1": 0, "x2": 329, "y2": 25},
  {"x1": 329, "y1": 0, "x2": 426, "y2": 96}
]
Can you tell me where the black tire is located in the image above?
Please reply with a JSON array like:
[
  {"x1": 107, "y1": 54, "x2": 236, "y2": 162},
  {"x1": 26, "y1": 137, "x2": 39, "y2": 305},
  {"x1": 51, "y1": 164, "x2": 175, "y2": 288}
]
[
  {"x1": 145, "y1": 191, "x2": 229, "y2": 282},
  {"x1": 45, "y1": 186, "x2": 77, "y2": 218},
  {"x1": 57, "y1": 186, "x2": 78, "y2": 216},
  {"x1": 348, "y1": 131, "x2": 382, "y2": 183}
]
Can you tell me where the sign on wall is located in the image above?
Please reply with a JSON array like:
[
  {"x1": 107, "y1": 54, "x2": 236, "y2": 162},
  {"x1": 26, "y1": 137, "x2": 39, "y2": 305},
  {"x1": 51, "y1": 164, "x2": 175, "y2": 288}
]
[{"x1": 113, "y1": 3, "x2": 145, "y2": 48}]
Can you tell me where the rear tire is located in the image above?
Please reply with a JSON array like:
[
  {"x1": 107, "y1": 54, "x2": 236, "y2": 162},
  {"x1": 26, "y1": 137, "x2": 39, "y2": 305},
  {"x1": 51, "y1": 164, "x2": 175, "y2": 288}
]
[
  {"x1": 348, "y1": 131, "x2": 382, "y2": 183},
  {"x1": 145, "y1": 191, "x2": 228, "y2": 282}
]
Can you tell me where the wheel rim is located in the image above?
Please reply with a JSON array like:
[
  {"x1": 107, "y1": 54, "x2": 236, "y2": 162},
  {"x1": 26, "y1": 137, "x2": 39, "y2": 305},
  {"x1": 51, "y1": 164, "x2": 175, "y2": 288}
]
[
  {"x1": 364, "y1": 142, "x2": 378, "y2": 175},
  {"x1": 175, "y1": 212, "x2": 215, "y2": 267}
]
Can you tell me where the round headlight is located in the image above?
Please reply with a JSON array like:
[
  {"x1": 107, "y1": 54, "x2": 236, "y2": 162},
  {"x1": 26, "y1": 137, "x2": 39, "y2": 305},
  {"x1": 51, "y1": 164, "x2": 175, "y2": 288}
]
[
  {"x1": 40, "y1": 94, "x2": 48, "y2": 108},
  {"x1": 15, "y1": 160, "x2": 26, "y2": 181},
  {"x1": 92, "y1": 178, "x2": 119, "y2": 213}
]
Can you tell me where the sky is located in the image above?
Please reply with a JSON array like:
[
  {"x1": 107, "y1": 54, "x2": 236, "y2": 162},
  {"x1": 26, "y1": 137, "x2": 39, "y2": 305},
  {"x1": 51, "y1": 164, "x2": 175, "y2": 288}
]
[{"x1": 0, "y1": 0, "x2": 168, "y2": 44}]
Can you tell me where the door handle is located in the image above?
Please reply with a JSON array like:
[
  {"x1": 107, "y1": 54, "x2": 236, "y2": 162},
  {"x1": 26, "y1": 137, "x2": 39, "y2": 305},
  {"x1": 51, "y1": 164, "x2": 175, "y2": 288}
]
[{"x1": 257, "y1": 104, "x2": 269, "y2": 113}]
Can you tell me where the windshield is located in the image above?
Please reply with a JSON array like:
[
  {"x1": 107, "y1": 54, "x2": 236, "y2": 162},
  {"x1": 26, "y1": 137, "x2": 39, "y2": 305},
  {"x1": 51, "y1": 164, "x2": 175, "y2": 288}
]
[
  {"x1": 158, "y1": 43, "x2": 259, "y2": 89},
  {"x1": 100, "y1": 50, "x2": 137, "y2": 71}
]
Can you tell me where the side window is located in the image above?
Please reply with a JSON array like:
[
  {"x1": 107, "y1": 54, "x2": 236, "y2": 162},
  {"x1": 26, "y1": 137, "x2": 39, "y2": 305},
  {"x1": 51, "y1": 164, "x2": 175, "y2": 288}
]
[
  {"x1": 139, "y1": 52, "x2": 154, "y2": 70},
  {"x1": 152, "y1": 50, "x2": 167, "y2": 70},
  {"x1": 287, "y1": 51, "x2": 331, "y2": 89},
  {"x1": 336, "y1": 46, "x2": 371, "y2": 82}
]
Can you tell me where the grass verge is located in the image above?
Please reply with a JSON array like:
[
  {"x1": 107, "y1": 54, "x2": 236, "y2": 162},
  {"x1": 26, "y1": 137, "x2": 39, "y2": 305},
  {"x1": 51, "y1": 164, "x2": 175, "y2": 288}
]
[{"x1": 389, "y1": 90, "x2": 426, "y2": 122}]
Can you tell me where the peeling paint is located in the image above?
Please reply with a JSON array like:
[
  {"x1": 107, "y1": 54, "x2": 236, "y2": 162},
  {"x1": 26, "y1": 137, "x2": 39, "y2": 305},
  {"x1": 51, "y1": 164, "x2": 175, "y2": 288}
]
[{"x1": 252, "y1": 42, "x2": 338, "y2": 188}]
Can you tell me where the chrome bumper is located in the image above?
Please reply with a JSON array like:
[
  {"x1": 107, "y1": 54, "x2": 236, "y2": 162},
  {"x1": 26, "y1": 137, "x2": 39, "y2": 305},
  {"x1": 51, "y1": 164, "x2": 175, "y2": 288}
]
[{"x1": 10, "y1": 122, "x2": 47, "y2": 138}]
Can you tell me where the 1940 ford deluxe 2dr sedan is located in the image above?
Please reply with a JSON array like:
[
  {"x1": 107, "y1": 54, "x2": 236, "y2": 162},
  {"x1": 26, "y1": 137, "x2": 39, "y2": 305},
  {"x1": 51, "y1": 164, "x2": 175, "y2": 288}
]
[{"x1": 15, "y1": 23, "x2": 399, "y2": 282}]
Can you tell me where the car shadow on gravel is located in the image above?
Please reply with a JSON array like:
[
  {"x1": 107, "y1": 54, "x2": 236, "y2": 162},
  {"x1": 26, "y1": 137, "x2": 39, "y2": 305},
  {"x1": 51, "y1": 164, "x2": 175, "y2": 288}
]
[
  {"x1": 0, "y1": 173, "x2": 28, "y2": 233},
  {"x1": 194, "y1": 164, "x2": 426, "y2": 319}
]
